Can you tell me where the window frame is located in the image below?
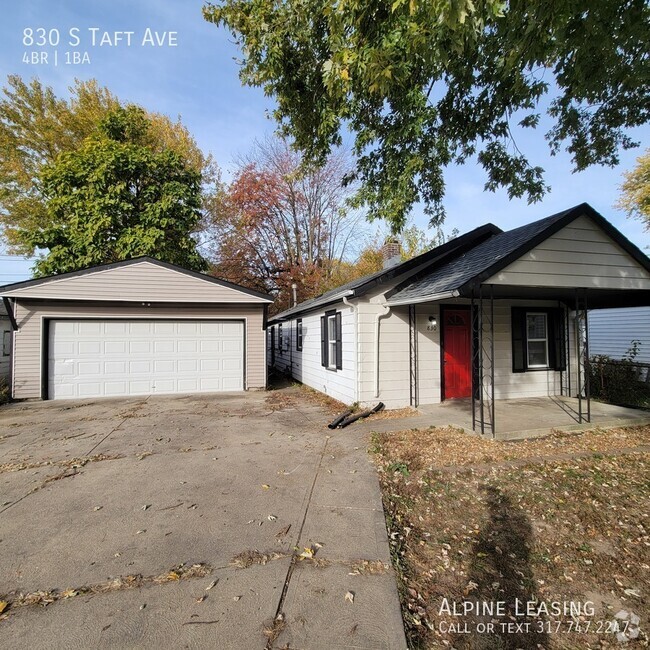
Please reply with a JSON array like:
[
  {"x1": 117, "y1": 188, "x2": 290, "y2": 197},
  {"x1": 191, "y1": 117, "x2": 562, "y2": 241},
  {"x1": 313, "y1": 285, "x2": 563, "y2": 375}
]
[
  {"x1": 2, "y1": 330, "x2": 10, "y2": 357},
  {"x1": 525, "y1": 312, "x2": 549, "y2": 368},
  {"x1": 296, "y1": 319, "x2": 303, "y2": 351},
  {"x1": 327, "y1": 314, "x2": 337, "y2": 370},
  {"x1": 277, "y1": 323, "x2": 283, "y2": 351}
]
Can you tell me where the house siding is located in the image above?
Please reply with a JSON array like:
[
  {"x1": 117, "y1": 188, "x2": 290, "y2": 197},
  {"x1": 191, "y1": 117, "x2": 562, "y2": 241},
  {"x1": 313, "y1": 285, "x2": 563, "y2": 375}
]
[
  {"x1": 588, "y1": 306, "x2": 650, "y2": 364},
  {"x1": 3, "y1": 261, "x2": 269, "y2": 303},
  {"x1": 12, "y1": 300, "x2": 267, "y2": 399},
  {"x1": 488, "y1": 215, "x2": 650, "y2": 290},
  {"x1": 358, "y1": 297, "x2": 578, "y2": 409},
  {"x1": 269, "y1": 302, "x2": 357, "y2": 405}
]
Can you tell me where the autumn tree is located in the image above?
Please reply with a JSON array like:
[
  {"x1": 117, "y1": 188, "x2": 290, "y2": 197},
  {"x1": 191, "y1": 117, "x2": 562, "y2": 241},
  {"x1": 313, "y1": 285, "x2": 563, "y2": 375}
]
[
  {"x1": 203, "y1": 137, "x2": 363, "y2": 309},
  {"x1": 17, "y1": 106, "x2": 206, "y2": 276},
  {"x1": 618, "y1": 149, "x2": 650, "y2": 232},
  {"x1": 0, "y1": 75, "x2": 213, "y2": 251},
  {"x1": 204, "y1": 0, "x2": 650, "y2": 231}
]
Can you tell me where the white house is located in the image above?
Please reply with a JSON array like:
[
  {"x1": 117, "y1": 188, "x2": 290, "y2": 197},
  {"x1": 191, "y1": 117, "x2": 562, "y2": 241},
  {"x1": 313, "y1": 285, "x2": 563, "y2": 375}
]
[
  {"x1": 268, "y1": 203, "x2": 650, "y2": 433},
  {"x1": 589, "y1": 306, "x2": 650, "y2": 364}
]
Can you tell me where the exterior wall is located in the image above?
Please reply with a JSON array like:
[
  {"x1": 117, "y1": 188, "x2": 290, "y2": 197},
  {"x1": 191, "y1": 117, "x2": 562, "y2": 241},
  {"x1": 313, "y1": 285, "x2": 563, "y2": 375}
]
[
  {"x1": 1, "y1": 316, "x2": 11, "y2": 382},
  {"x1": 268, "y1": 301, "x2": 357, "y2": 405},
  {"x1": 488, "y1": 215, "x2": 650, "y2": 290},
  {"x1": 358, "y1": 296, "x2": 579, "y2": 409},
  {"x1": 588, "y1": 306, "x2": 650, "y2": 364},
  {"x1": 11, "y1": 300, "x2": 267, "y2": 399},
  {"x1": 3, "y1": 261, "x2": 269, "y2": 304}
]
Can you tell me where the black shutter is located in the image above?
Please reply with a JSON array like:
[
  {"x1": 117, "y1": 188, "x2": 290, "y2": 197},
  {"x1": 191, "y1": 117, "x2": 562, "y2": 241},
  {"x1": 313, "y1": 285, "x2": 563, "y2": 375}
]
[
  {"x1": 550, "y1": 308, "x2": 566, "y2": 371},
  {"x1": 511, "y1": 307, "x2": 526, "y2": 373},
  {"x1": 321, "y1": 315, "x2": 327, "y2": 367},
  {"x1": 335, "y1": 311, "x2": 343, "y2": 370}
]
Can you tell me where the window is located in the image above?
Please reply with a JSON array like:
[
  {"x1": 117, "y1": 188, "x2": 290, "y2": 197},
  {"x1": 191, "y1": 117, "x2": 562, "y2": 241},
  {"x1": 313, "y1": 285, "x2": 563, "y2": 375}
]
[
  {"x1": 320, "y1": 310, "x2": 342, "y2": 370},
  {"x1": 327, "y1": 315, "x2": 337, "y2": 369},
  {"x1": 296, "y1": 319, "x2": 303, "y2": 351},
  {"x1": 511, "y1": 307, "x2": 566, "y2": 373},
  {"x1": 2, "y1": 330, "x2": 10, "y2": 357},
  {"x1": 526, "y1": 313, "x2": 548, "y2": 368},
  {"x1": 278, "y1": 323, "x2": 283, "y2": 351}
]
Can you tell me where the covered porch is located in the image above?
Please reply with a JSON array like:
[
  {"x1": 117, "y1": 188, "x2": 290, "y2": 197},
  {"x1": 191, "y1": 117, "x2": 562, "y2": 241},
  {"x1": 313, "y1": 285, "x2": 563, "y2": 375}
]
[{"x1": 416, "y1": 395, "x2": 650, "y2": 441}]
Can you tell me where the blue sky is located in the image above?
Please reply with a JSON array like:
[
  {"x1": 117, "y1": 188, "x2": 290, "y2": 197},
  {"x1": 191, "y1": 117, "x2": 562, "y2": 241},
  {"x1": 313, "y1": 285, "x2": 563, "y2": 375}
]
[{"x1": 0, "y1": 0, "x2": 648, "y2": 283}]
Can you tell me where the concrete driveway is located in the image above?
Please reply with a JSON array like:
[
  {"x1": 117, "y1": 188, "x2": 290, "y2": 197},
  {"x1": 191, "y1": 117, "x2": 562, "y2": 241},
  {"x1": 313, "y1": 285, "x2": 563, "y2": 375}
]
[{"x1": 0, "y1": 388, "x2": 406, "y2": 649}]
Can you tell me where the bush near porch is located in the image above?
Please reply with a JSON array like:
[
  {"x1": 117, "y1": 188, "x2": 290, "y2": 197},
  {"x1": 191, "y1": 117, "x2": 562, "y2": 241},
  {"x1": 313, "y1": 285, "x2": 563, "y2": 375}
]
[
  {"x1": 589, "y1": 353, "x2": 650, "y2": 409},
  {"x1": 372, "y1": 425, "x2": 649, "y2": 649}
]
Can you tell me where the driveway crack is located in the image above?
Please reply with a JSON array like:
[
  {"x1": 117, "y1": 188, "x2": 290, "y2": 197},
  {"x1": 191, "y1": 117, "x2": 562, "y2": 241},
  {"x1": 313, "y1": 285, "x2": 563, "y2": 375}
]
[
  {"x1": 85, "y1": 397, "x2": 150, "y2": 456},
  {"x1": 266, "y1": 434, "x2": 330, "y2": 649}
]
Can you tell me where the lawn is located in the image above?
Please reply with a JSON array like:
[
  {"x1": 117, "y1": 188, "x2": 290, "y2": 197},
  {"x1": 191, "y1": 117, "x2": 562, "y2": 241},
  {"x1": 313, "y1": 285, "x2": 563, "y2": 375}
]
[{"x1": 372, "y1": 425, "x2": 649, "y2": 649}]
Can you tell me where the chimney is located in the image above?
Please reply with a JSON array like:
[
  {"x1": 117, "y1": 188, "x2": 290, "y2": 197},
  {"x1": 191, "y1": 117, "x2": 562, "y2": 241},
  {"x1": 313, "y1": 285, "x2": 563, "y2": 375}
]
[{"x1": 381, "y1": 238, "x2": 401, "y2": 269}]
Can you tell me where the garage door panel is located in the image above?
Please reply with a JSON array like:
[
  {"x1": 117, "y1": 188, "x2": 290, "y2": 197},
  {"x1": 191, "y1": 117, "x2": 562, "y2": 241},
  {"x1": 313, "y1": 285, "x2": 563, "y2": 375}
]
[{"x1": 48, "y1": 320, "x2": 245, "y2": 399}]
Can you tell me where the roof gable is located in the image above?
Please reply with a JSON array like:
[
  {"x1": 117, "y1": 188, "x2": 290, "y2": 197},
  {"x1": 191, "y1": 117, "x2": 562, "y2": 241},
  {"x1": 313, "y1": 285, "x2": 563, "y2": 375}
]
[
  {"x1": 0, "y1": 257, "x2": 272, "y2": 303},
  {"x1": 387, "y1": 204, "x2": 650, "y2": 304}
]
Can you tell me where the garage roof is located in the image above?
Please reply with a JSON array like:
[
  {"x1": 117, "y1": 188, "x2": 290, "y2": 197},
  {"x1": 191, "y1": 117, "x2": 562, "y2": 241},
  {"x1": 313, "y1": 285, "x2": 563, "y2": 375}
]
[{"x1": 0, "y1": 257, "x2": 273, "y2": 303}]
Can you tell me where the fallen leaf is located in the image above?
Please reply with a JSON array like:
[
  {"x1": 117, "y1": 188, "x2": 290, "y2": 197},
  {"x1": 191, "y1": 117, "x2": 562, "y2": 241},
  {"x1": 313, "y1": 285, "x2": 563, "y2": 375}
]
[
  {"x1": 195, "y1": 595, "x2": 206, "y2": 603},
  {"x1": 205, "y1": 580, "x2": 218, "y2": 591},
  {"x1": 262, "y1": 484, "x2": 270, "y2": 490},
  {"x1": 233, "y1": 596, "x2": 241, "y2": 601},
  {"x1": 299, "y1": 547, "x2": 315, "y2": 559},
  {"x1": 93, "y1": 506, "x2": 102, "y2": 511},
  {"x1": 142, "y1": 505, "x2": 150, "y2": 511},
  {"x1": 268, "y1": 514, "x2": 277, "y2": 521},
  {"x1": 140, "y1": 604, "x2": 146, "y2": 610},
  {"x1": 136, "y1": 530, "x2": 146, "y2": 535},
  {"x1": 0, "y1": 601, "x2": 7, "y2": 614},
  {"x1": 345, "y1": 591, "x2": 355, "y2": 604}
]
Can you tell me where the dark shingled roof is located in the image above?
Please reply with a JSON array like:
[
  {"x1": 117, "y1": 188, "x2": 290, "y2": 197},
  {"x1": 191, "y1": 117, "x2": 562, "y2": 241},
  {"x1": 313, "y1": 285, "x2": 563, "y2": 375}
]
[
  {"x1": 270, "y1": 223, "x2": 501, "y2": 322},
  {"x1": 387, "y1": 206, "x2": 576, "y2": 303}
]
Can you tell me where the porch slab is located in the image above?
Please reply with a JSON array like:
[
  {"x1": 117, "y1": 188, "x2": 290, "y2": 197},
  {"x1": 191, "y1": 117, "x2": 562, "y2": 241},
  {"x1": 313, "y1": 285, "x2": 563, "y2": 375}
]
[{"x1": 361, "y1": 397, "x2": 650, "y2": 440}]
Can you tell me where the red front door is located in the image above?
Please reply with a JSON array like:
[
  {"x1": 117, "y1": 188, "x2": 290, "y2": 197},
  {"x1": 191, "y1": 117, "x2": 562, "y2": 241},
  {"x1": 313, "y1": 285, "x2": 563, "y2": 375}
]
[{"x1": 442, "y1": 309, "x2": 471, "y2": 399}]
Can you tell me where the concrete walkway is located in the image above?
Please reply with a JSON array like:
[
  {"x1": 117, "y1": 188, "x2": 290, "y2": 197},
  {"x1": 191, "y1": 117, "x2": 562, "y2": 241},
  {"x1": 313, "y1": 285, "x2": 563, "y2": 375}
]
[
  {"x1": 0, "y1": 390, "x2": 407, "y2": 649},
  {"x1": 358, "y1": 396, "x2": 650, "y2": 440}
]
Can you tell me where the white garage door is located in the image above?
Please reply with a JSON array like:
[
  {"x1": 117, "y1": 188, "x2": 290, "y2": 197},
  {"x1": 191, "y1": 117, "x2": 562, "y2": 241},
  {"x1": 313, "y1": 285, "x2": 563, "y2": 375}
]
[{"x1": 48, "y1": 320, "x2": 244, "y2": 399}]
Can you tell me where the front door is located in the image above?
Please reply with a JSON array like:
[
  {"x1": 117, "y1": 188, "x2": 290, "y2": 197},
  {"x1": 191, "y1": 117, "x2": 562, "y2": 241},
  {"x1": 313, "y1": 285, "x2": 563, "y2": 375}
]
[{"x1": 442, "y1": 308, "x2": 471, "y2": 399}]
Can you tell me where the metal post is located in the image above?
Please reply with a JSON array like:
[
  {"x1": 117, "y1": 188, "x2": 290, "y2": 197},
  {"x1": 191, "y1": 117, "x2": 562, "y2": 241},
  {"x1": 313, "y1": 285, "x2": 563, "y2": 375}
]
[
  {"x1": 575, "y1": 289, "x2": 582, "y2": 422},
  {"x1": 479, "y1": 288, "x2": 485, "y2": 436},
  {"x1": 490, "y1": 285, "x2": 495, "y2": 438},
  {"x1": 584, "y1": 290, "x2": 590, "y2": 423},
  {"x1": 565, "y1": 304, "x2": 571, "y2": 398},
  {"x1": 471, "y1": 294, "x2": 476, "y2": 432}
]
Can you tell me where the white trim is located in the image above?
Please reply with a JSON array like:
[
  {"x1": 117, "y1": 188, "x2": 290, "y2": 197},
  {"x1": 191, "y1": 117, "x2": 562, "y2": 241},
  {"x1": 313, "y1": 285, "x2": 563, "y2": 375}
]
[
  {"x1": 386, "y1": 290, "x2": 459, "y2": 307},
  {"x1": 327, "y1": 314, "x2": 337, "y2": 370}
]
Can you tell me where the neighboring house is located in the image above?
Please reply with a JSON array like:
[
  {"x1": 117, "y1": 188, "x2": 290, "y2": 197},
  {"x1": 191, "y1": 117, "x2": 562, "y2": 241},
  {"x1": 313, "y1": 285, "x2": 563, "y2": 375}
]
[
  {"x1": 589, "y1": 307, "x2": 650, "y2": 364},
  {"x1": 1, "y1": 300, "x2": 11, "y2": 384},
  {"x1": 267, "y1": 203, "x2": 650, "y2": 427},
  {"x1": 0, "y1": 257, "x2": 272, "y2": 400}
]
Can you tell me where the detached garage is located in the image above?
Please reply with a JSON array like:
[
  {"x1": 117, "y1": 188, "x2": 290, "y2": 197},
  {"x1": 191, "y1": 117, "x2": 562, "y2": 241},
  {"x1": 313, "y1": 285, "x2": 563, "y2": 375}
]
[{"x1": 0, "y1": 257, "x2": 272, "y2": 400}]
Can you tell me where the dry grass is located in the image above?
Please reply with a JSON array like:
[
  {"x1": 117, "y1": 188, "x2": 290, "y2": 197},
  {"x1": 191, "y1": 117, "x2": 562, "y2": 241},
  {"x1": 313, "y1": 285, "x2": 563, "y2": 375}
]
[
  {"x1": 367, "y1": 406, "x2": 419, "y2": 421},
  {"x1": 376, "y1": 424, "x2": 650, "y2": 472},
  {"x1": 0, "y1": 563, "x2": 212, "y2": 616},
  {"x1": 230, "y1": 550, "x2": 287, "y2": 569},
  {"x1": 0, "y1": 453, "x2": 122, "y2": 475},
  {"x1": 373, "y1": 424, "x2": 650, "y2": 649},
  {"x1": 263, "y1": 613, "x2": 286, "y2": 643},
  {"x1": 297, "y1": 384, "x2": 349, "y2": 414}
]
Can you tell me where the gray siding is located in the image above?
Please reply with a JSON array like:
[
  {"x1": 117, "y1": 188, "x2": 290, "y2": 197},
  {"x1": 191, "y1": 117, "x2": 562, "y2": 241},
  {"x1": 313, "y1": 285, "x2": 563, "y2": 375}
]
[
  {"x1": 488, "y1": 215, "x2": 650, "y2": 290},
  {"x1": 12, "y1": 300, "x2": 267, "y2": 399},
  {"x1": 3, "y1": 261, "x2": 269, "y2": 303},
  {"x1": 588, "y1": 307, "x2": 650, "y2": 364}
]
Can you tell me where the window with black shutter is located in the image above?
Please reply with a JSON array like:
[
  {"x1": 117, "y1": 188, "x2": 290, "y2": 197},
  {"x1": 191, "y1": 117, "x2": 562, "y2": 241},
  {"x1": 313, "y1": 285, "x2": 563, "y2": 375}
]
[
  {"x1": 512, "y1": 307, "x2": 566, "y2": 372},
  {"x1": 296, "y1": 319, "x2": 303, "y2": 351},
  {"x1": 321, "y1": 310, "x2": 342, "y2": 370}
]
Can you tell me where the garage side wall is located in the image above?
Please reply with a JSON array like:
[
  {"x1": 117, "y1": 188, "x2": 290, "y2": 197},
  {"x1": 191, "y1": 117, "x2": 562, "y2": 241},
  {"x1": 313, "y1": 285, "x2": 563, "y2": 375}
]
[{"x1": 12, "y1": 300, "x2": 266, "y2": 399}]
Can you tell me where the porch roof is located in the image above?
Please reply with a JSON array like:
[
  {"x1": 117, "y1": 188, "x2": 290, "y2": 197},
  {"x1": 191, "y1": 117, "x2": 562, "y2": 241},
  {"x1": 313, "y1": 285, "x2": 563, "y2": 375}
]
[{"x1": 387, "y1": 203, "x2": 650, "y2": 309}]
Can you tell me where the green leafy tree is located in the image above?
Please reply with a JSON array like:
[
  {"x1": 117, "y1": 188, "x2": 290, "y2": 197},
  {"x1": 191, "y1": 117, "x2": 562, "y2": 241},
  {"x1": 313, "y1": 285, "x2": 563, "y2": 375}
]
[
  {"x1": 204, "y1": 0, "x2": 650, "y2": 231},
  {"x1": 0, "y1": 75, "x2": 212, "y2": 250},
  {"x1": 17, "y1": 106, "x2": 206, "y2": 276},
  {"x1": 617, "y1": 149, "x2": 650, "y2": 232}
]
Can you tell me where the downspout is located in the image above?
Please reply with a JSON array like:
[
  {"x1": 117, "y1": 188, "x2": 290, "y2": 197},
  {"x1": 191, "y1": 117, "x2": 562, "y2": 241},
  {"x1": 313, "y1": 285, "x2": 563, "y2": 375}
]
[
  {"x1": 374, "y1": 302, "x2": 391, "y2": 398},
  {"x1": 342, "y1": 296, "x2": 358, "y2": 403}
]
